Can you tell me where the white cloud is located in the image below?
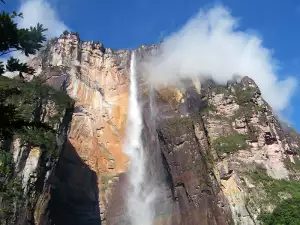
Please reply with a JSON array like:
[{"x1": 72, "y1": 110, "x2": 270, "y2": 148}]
[
  {"x1": 1, "y1": 0, "x2": 69, "y2": 77},
  {"x1": 143, "y1": 5, "x2": 298, "y2": 112},
  {"x1": 18, "y1": 0, "x2": 69, "y2": 38}
]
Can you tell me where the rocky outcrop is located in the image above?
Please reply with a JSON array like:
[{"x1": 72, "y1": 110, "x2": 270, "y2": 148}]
[
  {"x1": 15, "y1": 32, "x2": 300, "y2": 225},
  {"x1": 0, "y1": 76, "x2": 74, "y2": 224},
  {"x1": 157, "y1": 116, "x2": 232, "y2": 225},
  {"x1": 196, "y1": 77, "x2": 300, "y2": 224},
  {"x1": 27, "y1": 32, "x2": 132, "y2": 223}
]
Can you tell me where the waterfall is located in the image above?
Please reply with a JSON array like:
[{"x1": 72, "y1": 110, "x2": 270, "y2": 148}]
[{"x1": 123, "y1": 52, "x2": 155, "y2": 225}]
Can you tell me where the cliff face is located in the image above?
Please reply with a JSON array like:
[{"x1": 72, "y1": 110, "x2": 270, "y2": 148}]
[
  {"x1": 28, "y1": 33, "x2": 132, "y2": 224},
  {"x1": 0, "y1": 76, "x2": 74, "y2": 224},
  {"x1": 17, "y1": 32, "x2": 300, "y2": 225},
  {"x1": 154, "y1": 77, "x2": 300, "y2": 224}
]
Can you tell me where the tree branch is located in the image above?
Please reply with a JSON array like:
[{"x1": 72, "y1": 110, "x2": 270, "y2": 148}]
[{"x1": 0, "y1": 49, "x2": 18, "y2": 57}]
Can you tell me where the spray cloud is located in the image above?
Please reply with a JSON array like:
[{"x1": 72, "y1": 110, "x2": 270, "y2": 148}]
[{"x1": 144, "y1": 5, "x2": 298, "y2": 112}]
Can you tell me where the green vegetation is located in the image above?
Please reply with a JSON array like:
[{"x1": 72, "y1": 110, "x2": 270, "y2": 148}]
[
  {"x1": 229, "y1": 85, "x2": 266, "y2": 122},
  {"x1": 0, "y1": 1, "x2": 47, "y2": 78},
  {"x1": 246, "y1": 167, "x2": 300, "y2": 224},
  {"x1": 234, "y1": 86, "x2": 257, "y2": 105},
  {"x1": 0, "y1": 151, "x2": 24, "y2": 220},
  {"x1": 211, "y1": 85, "x2": 230, "y2": 96},
  {"x1": 230, "y1": 84, "x2": 266, "y2": 120},
  {"x1": 295, "y1": 157, "x2": 300, "y2": 170},
  {"x1": 0, "y1": 76, "x2": 73, "y2": 222},
  {"x1": 1, "y1": 76, "x2": 73, "y2": 120},
  {"x1": 0, "y1": 0, "x2": 49, "y2": 220},
  {"x1": 200, "y1": 103, "x2": 217, "y2": 115},
  {"x1": 0, "y1": 75, "x2": 74, "y2": 164},
  {"x1": 0, "y1": 151, "x2": 13, "y2": 179},
  {"x1": 233, "y1": 102, "x2": 264, "y2": 119},
  {"x1": 0, "y1": 1, "x2": 75, "y2": 222},
  {"x1": 213, "y1": 132, "x2": 249, "y2": 156},
  {"x1": 284, "y1": 157, "x2": 300, "y2": 173},
  {"x1": 0, "y1": 75, "x2": 74, "y2": 138},
  {"x1": 18, "y1": 127, "x2": 57, "y2": 157},
  {"x1": 203, "y1": 84, "x2": 266, "y2": 122},
  {"x1": 258, "y1": 198, "x2": 300, "y2": 225},
  {"x1": 248, "y1": 168, "x2": 300, "y2": 200}
]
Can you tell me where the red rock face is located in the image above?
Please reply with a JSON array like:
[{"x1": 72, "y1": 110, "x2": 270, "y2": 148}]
[
  {"x1": 29, "y1": 33, "x2": 133, "y2": 222},
  {"x1": 30, "y1": 33, "x2": 300, "y2": 225},
  {"x1": 31, "y1": 35, "x2": 234, "y2": 224}
]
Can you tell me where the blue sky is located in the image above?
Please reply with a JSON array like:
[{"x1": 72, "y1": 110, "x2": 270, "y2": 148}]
[{"x1": 4, "y1": 0, "x2": 300, "y2": 131}]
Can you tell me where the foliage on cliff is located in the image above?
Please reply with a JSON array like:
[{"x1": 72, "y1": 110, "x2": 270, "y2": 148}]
[
  {"x1": 259, "y1": 198, "x2": 300, "y2": 225},
  {"x1": 0, "y1": 150, "x2": 24, "y2": 222},
  {"x1": 0, "y1": 75, "x2": 74, "y2": 139},
  {"x1": 0, "y1": 0, "x2": 47, "y2": 78},
  {"x1": 0, "y1": 75, "x2": 74, "y2": 222},
  {"x1": 213, "y1": 132, "x2": 249, "y2": 156},
  {"x1": 0, "y1": 2, "x2": 75, "y2": 222},
  {"x1": 246, "y1": 167, "x2": 300, "y2": 224}
]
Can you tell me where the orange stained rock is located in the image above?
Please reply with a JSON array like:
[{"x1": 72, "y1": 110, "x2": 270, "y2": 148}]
[
  {"x1": 156, "y1": 86, "x2": 184, "y2": 110},
  {"x1": 67, "y1": 66, "x2": 130, "y2": 178}
]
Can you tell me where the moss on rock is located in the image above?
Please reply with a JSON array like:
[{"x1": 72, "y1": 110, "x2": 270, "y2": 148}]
[
  {"x1": 213, "y1": 132, "x2": 249, "y2": 157},
  {"x1": 245, "y1": 167, "x2": 300, "y2": 224},
  {"x1": 234, "y1": 86, "x2": 257, "y2": 105},
  {"x1": 258, "y1": 198, "x2": 300, "y2": 225}
]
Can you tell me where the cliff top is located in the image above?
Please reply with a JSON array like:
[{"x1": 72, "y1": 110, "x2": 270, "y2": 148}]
[{"x1": 57, "y1": 30, "x2": 159, "y2": 52}]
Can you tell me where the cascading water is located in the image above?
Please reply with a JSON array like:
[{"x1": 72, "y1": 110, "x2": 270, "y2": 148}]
[{"x1": 123, "y1": 52, "x2": 155, "y2": 225}]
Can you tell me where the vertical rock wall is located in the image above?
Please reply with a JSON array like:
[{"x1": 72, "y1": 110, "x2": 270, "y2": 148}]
[{"x1": 24, "y1": 32, "x2": 300, "y2": 225}]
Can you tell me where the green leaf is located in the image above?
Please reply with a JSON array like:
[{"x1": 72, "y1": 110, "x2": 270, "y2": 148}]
[
  {"x1": 6, "y1": 57, "x2": 35, "y2": 74},
  {"x1": 0, "y1": 4, "x2": 47, "y2": 76},
  {"x1": 10, "y1": 11, "x2": 23, "y2": 19}
]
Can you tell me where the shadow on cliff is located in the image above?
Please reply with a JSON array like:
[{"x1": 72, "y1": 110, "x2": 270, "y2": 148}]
[{"x1": 45, "y1": 139, "x2": 101, "y2": 225}]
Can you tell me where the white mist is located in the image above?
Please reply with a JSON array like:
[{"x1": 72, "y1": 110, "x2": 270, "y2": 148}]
[{"x1": 123, "y1": 52, "x2": 155, "y2": 225}]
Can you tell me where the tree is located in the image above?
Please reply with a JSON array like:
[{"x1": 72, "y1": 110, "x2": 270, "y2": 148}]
[
  {"x1": 0, "y1": 3, "x2": 53, "y2": 221},
  {"x1": 259, "y1": 198, "x2": 300, "y2": 225},
  {"x1": 0, "y1": 0, "x2": 47, "y2": 79},
  {"x1": 0, "y1": 0, "x2": 47, "y2": 141}
]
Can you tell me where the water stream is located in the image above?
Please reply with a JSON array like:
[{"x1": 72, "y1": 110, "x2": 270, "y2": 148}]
[{"x1": 123, "y1": 52, "x2": 155, "y2": 225}]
